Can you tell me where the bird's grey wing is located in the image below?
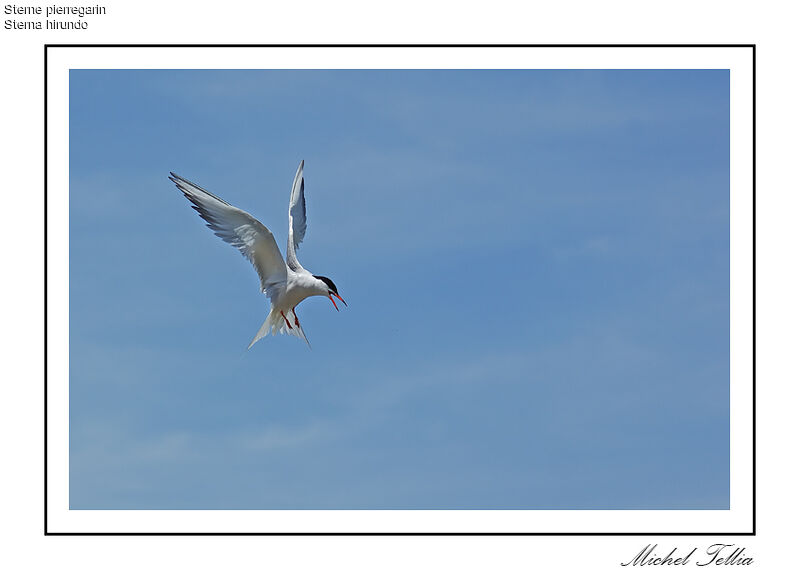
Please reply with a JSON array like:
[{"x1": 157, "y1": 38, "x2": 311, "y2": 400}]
[
  {"x1": 285, "y1": 160, "x2": 307, "y2": 272},
  {"x1": 169, "y1": 172, "x2": 287, "y2": 301}
]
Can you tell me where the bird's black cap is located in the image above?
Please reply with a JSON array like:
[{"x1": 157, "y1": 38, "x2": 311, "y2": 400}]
[{"x1": 313, "y1": 275, "x2": 339, "y2": 295}]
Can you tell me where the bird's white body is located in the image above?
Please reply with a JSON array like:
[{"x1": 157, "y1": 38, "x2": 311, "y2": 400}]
[
  {"x1": 250, "y1": 268, "x2": 330, "y2": 347},
  {"x1": 284, "y1": 270, "x2": 330, "y2": 308},
  {"x1": 169, "y1": 161, "x2": 345, "y2": 348}
]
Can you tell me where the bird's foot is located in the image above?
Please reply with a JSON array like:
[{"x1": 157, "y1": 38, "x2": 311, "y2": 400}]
[
  {"x1": 281, "y1": 311, "x2": 293, "y2": 329},
  {"x1": 292, "y1": 308, "x2": 300, "y2": 327}
]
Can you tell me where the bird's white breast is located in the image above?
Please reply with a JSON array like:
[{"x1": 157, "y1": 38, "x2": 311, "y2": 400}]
[{"x1": 280, "y1": 269, "x2": 323, "y2": 309}]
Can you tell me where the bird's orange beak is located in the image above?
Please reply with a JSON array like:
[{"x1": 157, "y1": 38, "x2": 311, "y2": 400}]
[{"x1": 328, "y1": 292, "x2": 347, "y2": 311}]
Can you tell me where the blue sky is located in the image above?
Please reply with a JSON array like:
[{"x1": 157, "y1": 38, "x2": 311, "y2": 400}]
[{"x1": 69, "y1": 69, "x2": 729, "y2": 509}]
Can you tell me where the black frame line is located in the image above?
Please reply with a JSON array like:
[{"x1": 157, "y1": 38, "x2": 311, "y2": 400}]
[
  {"x1": 44, "y1": 43, "x2": 49, "y2": 537},
  {"x1": 44, "y1": 43, "x2": 756, "y2": 537}
]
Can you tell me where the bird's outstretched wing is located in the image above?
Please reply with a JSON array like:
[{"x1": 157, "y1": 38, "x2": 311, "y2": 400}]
[
  {"x1": 286, "y1": 160, "x2": 307, "y2": 272},
  {"x1": 169, "y1": 172, "x2": 287, "y2": 301}
]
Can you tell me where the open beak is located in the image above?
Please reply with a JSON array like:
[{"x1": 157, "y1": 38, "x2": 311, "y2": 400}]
[
  {"x1": 327, "y1": 293, "x2": 339, "y2": 311},
  {"x1": 328, "y1": 292, "x2": 347, "y2": 311}
]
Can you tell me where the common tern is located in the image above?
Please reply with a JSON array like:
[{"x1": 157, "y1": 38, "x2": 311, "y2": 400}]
[{"x1": 169, "y1": 161, "x2": 346, "y2": 348}]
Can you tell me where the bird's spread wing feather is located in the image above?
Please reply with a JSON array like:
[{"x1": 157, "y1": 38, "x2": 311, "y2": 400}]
[
  {"x1": 169, "y1": 172, "x2": 287, "y2": 301},
  {"x1": 286, "y1": 160, "x2": 307, "y2": 272}
]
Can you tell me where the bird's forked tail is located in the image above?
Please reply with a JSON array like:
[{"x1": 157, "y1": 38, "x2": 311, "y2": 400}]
[{"x1": 247, "y1": 307, "x2": 310, "y2": 349}]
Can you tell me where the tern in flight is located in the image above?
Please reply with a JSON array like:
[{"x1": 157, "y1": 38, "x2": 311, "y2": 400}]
[{"x1": 169, "y1": 161, "x2": 346, "y2": 348}]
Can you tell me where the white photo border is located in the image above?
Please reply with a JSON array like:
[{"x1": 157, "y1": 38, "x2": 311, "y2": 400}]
[{"x1": 45, "y1": 44, "x2": 754, "y2": 534}]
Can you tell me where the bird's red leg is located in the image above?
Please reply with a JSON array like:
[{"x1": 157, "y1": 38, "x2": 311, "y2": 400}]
[
  {"x1": 281, "y1": 310, "x2": 293, "y2": 329},
  {"x1": 292, "y1": 307, "x2": 300, "y2": 327}
]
